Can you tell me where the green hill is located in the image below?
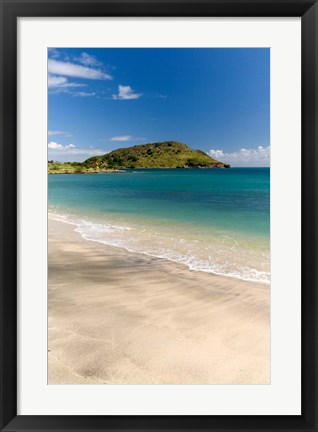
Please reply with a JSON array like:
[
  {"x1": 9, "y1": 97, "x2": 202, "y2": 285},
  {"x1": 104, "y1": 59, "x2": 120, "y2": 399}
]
[{"x1": 83, "y1": 141, "x2": 230, "y2": 169}]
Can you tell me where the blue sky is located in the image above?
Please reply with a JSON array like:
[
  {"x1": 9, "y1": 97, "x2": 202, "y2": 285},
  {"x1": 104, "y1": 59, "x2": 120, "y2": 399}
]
[{"x1": 48, "y1": 48, "x2": 270, "y2": 166}]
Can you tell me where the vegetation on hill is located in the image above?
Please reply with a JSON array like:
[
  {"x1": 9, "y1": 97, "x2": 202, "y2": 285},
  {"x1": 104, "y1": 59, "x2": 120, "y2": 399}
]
[
  {"x1": 48, "y1": 142, "x2": 230, "y2": 173},
  {"x1": 48, "y1": 161, "x2": 126, "y2": 174},
  {"x1": 48, "y1": 161, "x2": 96, "y2": 174},
  {"x1": 83, "y1": 141, "x2": 230, "y2": 169}
]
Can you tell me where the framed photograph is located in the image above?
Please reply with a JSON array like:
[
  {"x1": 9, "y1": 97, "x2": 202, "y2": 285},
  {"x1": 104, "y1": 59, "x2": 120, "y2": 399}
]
[{"x1": 0, "y1": 0, "x2": 317, "y2": 431}]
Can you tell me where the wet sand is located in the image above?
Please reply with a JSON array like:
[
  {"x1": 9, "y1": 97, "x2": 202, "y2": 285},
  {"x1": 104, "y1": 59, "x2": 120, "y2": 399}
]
[{"x1": 48, "y1": 218, "x2": 270, "y2": 384}]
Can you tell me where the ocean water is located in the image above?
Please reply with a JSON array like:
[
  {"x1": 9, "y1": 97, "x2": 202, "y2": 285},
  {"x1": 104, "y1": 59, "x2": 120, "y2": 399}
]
[{"x1": 48, "y1": 168, "x2": 270, "y2": 284}]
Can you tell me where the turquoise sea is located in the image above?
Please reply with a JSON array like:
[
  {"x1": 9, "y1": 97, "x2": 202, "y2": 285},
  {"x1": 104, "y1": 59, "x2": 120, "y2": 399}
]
[{"x1": 48, "y1": 168, "x2": 270, "y2": 284}]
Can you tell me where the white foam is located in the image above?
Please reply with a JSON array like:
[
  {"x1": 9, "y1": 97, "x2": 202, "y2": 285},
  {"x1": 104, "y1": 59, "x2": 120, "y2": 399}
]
[{"x1": 48, "y1": 210, "x2": 270, "y2": 285}]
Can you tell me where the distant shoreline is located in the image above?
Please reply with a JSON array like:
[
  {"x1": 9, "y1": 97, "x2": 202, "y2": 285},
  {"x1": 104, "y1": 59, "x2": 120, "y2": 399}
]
[
  {"x1": 48, "y1": 166, "x2": 232, "y2": 174},
  {"x1": 48, "y1": 169, "x2": 126, "y2": 174}
]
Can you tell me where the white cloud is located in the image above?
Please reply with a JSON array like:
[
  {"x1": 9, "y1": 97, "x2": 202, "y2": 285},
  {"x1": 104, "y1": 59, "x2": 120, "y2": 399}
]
[
  {"x1": 48, "y1": 59, "x2": 112, "y2": 80},
  {"x1": 48, "y1": 141, "x2": 76, "y2": 150},
  {"x1": 78, "y1": 52, "x2": 102, "y2": 67},
  {"x1": 48, "y1": 130, "x2": 72, "y2": 137},
  {"x1": 48, "y1": 74, "x2": 85, "y2": 89},
  {"x1": 110, "y1": 135, "x2": 135, "y2": 142},
  {"x1": 48, "y1": 141, "x2": 106, "y2": 162},
  {"x1": 48, "y1": 75, "x2": 67, "y2": 88},
  {"x1": 48, "y1": 48, "x2": 60, "y2": 59},
  {"x1": 72, "y1": 91, "x2": 96, "y2": 97},
  {"x1": 208, "y1": 146, "x2": 270, "y2": 167},
  {"x1": 208, "y1": 149, "x2": 224, "y2": 159},
  {"x1": 48, "y1": 55, "x2": 111, "y2": 94},
  {"x1": 48, "y1": 141, "x2": 63, "y2": 149},
  {"x1": 112, "y1": 85, "x2": 141, "y2": 100}
]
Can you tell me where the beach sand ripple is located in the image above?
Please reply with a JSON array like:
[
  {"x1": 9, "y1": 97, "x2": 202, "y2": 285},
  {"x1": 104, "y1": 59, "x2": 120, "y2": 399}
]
[{"x1": 48, "y1": 218, "x2": 270, "y2": 385}]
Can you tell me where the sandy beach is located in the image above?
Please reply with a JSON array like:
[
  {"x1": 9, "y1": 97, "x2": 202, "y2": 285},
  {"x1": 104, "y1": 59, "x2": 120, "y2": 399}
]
[{"x1": 48, "y1": 218, "x2": 270, "y2": 385}]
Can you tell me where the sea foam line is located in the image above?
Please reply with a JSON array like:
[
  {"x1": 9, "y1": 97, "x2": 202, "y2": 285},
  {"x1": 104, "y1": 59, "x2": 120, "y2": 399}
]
[{"x1": 48, "y1": 212, "x2": 270, "y2": 285}]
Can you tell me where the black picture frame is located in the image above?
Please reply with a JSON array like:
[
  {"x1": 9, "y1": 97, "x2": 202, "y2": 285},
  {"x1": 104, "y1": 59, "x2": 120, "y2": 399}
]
[{"x1": 0, "y1": 0, "x2": 317, "y2": 431}]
